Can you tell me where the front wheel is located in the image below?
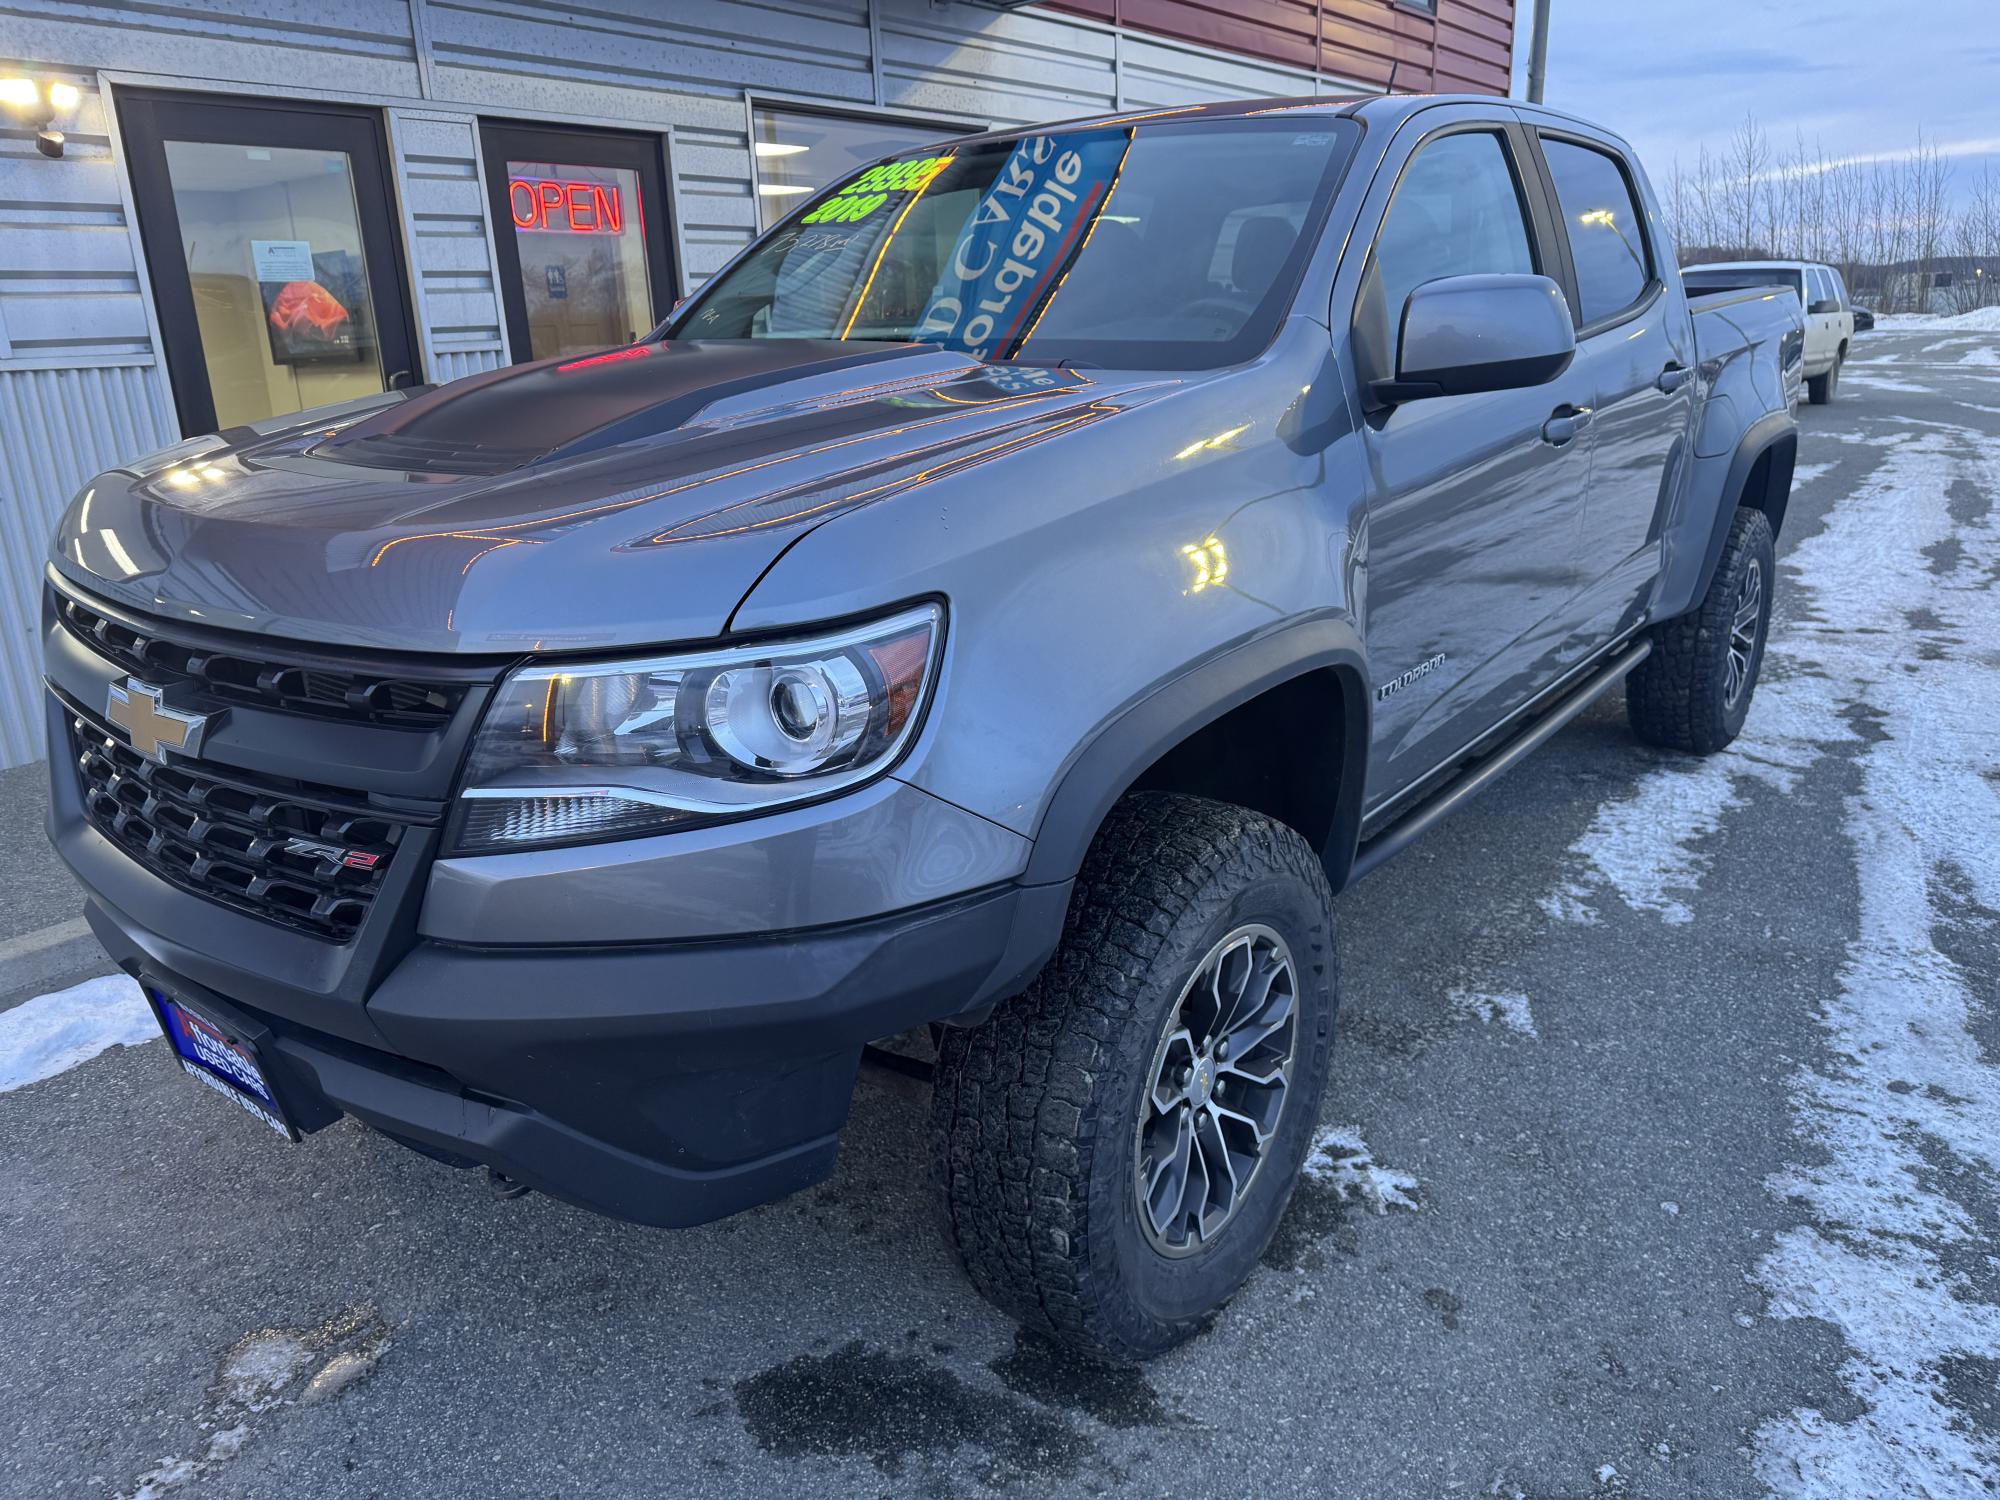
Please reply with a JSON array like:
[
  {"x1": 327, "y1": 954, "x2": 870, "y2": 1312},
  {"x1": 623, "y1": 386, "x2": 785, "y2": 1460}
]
[
  {"x1": 931, "y1": 794, "x2": 1337, "y2": 1362},
  {"x1": 1807, "y1": 353, "x2": 1841, "y2": 404},
  {"x1": 1627, "y1": 505, "x2": 1776, "y2": 754}
]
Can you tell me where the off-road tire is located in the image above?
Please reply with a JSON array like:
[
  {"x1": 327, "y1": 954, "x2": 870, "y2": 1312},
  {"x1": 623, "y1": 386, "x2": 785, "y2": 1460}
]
[
  {"x1": 1807, "y1": 353, "x2": 1840, "y2": 404},
  {"x1": 931, "y1": 793, "x2": 1338, "y2": 1363},
  {"x1": 1627, "y1": 505, "x2": 1776, "y2": 754}
]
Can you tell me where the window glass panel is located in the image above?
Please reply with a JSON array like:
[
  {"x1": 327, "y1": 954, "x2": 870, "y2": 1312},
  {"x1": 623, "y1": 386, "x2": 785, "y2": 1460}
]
[
  {"x1": 752, "y1": 107, "x2": 960, "y2": 232},
  {"x1": 162, "y1": 139, "x2": 386, "y2": 428},
  {"x1": 1373, "y1": 131, "x2": 1536, "y2": 339},
  {"x1": 1542, "y1": 138, "x2": 1652, "y2": 324},
  {"x1": 503, "y1": 160, "x2": 650, "y2": 360}
]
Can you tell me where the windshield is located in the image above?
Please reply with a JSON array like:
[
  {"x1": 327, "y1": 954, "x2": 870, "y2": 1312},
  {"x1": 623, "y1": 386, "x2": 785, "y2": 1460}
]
[{"x1": 671, "y1": 117, "x2": 1359, "y2": 370}]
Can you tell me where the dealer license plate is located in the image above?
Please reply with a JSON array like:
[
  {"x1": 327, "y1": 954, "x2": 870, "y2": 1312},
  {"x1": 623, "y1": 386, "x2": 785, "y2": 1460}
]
[{"x1": 151, "y1": 989, "x2": 297, "y2": 1141}]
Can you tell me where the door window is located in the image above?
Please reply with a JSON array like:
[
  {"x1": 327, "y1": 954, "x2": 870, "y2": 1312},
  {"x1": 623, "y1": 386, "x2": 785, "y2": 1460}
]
[
  {"x1": 160, "y1": 141, "x2": 386, "y2": 429},
  {"x1": 503, "y1": 160, "x2": 650, "y2": 355},
  {"x1": 119, "y1": 92, "x2": 421, "y2": 436},
  {"x1": 1541, "y1": 138, "x2": 1653, "y2": 325},
  {"x1": 1367, "y1": 131, "x2": 1536, "y2": 359},
  {"x1": 481, "y1": 122, "x2": 676, "y2": 363}
]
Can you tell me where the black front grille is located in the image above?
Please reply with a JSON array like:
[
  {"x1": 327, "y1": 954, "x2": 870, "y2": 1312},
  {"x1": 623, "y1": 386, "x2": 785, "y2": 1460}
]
[
  {"x1": 70, "y1": 710, "x2": 418, "y2": 941},
  {"x1": 58, "y1": 595, "x2": 461, "y2": 731}
]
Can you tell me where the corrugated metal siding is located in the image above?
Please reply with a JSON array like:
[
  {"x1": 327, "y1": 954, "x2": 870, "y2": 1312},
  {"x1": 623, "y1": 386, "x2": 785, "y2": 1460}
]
[
  {"x1": 1049, "y1": 0, "x2": 1516, "y2": 94},
  {"x1": 0, "y1": 365, "x2": 177, "y2": 764},
  {"x1": 0, "y1": 0, "x2": 420, "y2": 97},
  {"x1": 0, "y1": 79, "x2": 154, "y2": 366},
  {"x1": 388, "y1": 111, "x2": 507, "y2": 374},
  {"x1": 878, "y1": 2, "x2": 1119, "y2": 127},
  {"x1": 0, "y1": 0, "x2": 1520, "y2": 764}
]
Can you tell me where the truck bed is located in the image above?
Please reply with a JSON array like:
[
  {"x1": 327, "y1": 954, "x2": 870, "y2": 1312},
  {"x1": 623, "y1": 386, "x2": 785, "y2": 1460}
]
[{"x1": 1690, "y1": 283, "x2": 1806, "y2": 409}]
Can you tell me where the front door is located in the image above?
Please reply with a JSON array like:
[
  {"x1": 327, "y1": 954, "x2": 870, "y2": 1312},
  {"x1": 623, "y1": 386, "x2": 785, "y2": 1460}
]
[
  {"x1": 119, "y1": 91, "x2": 422, "y2": 436},
  {"x1": 1352, "y1": 118, "x2": 1595, "y2": 807},
  {"x1": 479, "y1": 120, "x2": 676, "y2": 364}
]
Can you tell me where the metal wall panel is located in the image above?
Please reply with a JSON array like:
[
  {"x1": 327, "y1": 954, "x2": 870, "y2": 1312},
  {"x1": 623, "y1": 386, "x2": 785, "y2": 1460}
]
[
  {"x1": 0, "y1": 365, "x2": 177, "y2": 765},
  {"x1": 388, "y1": 111, "x2": 508, "y2": 375},
  {"x1": 0, "y1": 0, "x2": 421, "y2": 98},
  {"x1": 878, "y1": 0, "x2": 1119, "y2": 126}
]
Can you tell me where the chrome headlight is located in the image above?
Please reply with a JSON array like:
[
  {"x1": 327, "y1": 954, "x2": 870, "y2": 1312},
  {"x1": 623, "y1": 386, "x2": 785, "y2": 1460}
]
[{"x1": 455, "y1": 603, "x2": 943, "y2": 852}]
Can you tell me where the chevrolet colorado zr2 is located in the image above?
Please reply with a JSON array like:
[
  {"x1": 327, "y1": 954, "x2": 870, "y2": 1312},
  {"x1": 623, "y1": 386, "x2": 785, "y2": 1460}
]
[{"x1": 44, "y1": 94, "x2": 1804, "y2": 1362}]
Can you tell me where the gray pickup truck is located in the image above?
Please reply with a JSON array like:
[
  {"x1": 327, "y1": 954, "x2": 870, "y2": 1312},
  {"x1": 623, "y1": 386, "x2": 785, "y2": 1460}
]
[{"x1": 44, "y1": 94, "x2": 1802, "y2": 1361}]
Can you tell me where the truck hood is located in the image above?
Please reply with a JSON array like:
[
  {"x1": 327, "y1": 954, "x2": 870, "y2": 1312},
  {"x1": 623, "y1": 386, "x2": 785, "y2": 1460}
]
[{"x1": 51, "y1": 339, "x2": 1162, "y2": 654}]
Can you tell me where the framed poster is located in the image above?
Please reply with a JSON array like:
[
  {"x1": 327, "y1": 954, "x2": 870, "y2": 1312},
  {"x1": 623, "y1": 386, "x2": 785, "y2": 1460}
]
[{"x1": 255, "y1": 238, "x2": 367, "y2": 365}]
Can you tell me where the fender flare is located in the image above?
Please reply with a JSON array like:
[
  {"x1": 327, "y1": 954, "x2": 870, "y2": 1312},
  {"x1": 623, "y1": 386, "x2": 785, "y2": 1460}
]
[
  {"x1": 1021, "y1": 616, "x2": 1372, "y2": 889},
  {"x1": 1689, "y1": 409, "x2": 1796, "y2": 607}
]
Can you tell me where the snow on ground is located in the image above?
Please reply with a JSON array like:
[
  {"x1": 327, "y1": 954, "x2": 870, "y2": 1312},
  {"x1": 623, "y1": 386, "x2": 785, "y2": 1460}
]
[
  {"x1": 0, "y1": 975, "x2": 155, "y2": 1092},
  {"x1": 1302, "y1": 1125, "x2": 1420, "y2": 1214},
  {"x1": 1748, "y1": 420, "x2": 2000, "y2": 1495},
  {"x1": 1540, "y1": 392, "x2": 2000, "y2": 1490},
  {"x1": 1448, "y1": 988, "x2": 1537, "y2": 1037},
  {"x1": 1875, "y1": 306, "x2": 2000, "y2": 332}
]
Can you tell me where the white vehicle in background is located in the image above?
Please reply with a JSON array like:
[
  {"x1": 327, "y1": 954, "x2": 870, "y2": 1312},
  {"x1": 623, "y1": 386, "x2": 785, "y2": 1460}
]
[{"x1": 1683, "y1": 260, "x2": 1856, "y2": 404}]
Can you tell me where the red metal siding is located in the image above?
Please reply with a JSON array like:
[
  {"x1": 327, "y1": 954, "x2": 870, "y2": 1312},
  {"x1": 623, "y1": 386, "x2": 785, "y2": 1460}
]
[{"x1": 1047, "y1": 0, "x2": 1517, "y2": 96}]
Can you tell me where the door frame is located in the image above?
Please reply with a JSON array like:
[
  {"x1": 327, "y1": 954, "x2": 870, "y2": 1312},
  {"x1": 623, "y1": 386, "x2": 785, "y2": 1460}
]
[
  {"x1": 477, "y1": 118, "x2": 679, "y2": 364},
  {"x1": 115, "y1": 87, "x2": 424, "y2": 437}
]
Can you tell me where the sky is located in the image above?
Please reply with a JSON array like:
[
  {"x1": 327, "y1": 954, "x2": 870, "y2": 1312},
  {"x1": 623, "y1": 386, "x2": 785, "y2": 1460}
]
[{"x1": 1510, "y1": 0, "x2": 2000, "y2": 209}]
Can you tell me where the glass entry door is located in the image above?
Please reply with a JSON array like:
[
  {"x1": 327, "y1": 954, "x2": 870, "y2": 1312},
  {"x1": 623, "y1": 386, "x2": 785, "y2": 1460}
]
[
  {"x1": 119, "y1": 91, "x2": 421, "y2": 436},
  {"x1": 480, "y1": 121, "x2": 676, "y2": 363}
]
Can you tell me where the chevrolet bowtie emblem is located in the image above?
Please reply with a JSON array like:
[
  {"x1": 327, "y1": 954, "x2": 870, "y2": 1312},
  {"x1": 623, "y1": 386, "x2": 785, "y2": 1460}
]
[{"x1": 106, "y1": 679, "x2": 213, "y2": 764}]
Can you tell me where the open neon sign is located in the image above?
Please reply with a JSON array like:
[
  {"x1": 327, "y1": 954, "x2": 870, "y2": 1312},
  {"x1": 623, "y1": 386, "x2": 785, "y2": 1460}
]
[{"x1": 508, "y1": 176, "x2": 625, "y2": 234}]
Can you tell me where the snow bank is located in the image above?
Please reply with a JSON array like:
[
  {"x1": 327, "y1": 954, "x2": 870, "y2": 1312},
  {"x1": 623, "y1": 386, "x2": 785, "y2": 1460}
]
[{"x1": 0, "y1": 975, "x2": 156, "y2": 1092}]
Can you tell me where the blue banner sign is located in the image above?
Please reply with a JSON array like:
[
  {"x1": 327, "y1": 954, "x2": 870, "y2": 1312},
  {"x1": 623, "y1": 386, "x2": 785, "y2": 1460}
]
[{"x1": 915, "y1": 130, "x2": 1130, "y2": 360}]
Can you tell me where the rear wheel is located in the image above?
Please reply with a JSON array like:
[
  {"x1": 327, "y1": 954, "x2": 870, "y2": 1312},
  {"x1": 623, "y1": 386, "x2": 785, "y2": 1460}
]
[
  {"x1": 1807, "y1": 352, "x2": 1841, "y2": 404},
  {"x1": 931, "y1": 793, "x2": 1337, "y2": 1362},
  {"x1": 1627, "y1": 506, "x2": 1775, "y2": 754}
]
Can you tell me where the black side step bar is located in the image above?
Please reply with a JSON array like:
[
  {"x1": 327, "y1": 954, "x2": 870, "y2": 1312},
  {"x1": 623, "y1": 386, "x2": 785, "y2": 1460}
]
[{"x1": 1346, "y1": 638, "x2": 1653, "y2": 884}]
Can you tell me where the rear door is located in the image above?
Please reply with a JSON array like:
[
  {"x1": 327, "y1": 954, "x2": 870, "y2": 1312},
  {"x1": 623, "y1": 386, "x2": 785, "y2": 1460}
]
[
  {"x1": 1530, "y1": 130, "x2": 1694, "y2": 641},
  {"x1": 1805, "y1": 266, "x2": 1849, "y2": 367},
  {"x1": 1348, "y1": 109, "x2": 1597, "y2": 806}
]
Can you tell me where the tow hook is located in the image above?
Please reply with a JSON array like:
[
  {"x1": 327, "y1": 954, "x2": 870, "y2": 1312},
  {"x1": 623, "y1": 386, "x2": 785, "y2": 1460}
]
[{"x1": 486, "y1": 1167, "x2": 532, "y2": 1201}]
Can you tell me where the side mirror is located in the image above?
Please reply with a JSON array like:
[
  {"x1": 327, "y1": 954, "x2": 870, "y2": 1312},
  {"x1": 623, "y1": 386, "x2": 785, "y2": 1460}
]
[
  {"x1": 1373, "y1": 273, "x2": 1577, "y2": 405},
  {"x1": 1808, "y1": 298, "x2": 1840, "y2": 315}
]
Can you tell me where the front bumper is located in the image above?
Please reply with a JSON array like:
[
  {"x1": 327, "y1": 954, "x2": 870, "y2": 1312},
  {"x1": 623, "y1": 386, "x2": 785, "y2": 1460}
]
[
  {"x1": 78, "y1": 863, "x2": 1067, "y2": 1226},
  {"x1": 46, "y1": 679, "x2": 1068, "y2": 1228}
]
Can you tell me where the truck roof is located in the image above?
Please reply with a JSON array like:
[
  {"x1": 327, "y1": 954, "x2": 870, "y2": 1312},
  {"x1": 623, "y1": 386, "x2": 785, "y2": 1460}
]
[
  {"x1": 938, "y1": 92, "x2": 1631, "y2": 154},
  {"x1": 1688, "y1": 260, "x2": 1830, "y2": 274}
]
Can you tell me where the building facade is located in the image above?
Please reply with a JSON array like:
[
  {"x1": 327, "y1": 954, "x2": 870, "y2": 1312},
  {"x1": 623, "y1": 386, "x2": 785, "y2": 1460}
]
[{"x1": 0, "y1": 0, "x2": 1518, "y2": 766}]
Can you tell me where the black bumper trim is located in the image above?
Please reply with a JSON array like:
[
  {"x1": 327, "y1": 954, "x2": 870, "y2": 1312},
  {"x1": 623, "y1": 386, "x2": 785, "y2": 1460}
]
[{"x1": 84, "y1": 878, "x2": 1071, "y2": 1228}]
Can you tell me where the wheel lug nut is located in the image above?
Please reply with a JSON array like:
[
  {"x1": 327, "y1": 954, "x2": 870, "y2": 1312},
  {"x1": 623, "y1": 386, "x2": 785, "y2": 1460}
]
[
  {"x1": 1215, "y1": 1079, "x2": 1227, "y2": 1096},
  {"x1": 1177, "y1": 1066, "x2": 1193, "y2": 1088},
  {"x1": 1215, "y1": 1039, "x2": 1230, "y2": 1061}
]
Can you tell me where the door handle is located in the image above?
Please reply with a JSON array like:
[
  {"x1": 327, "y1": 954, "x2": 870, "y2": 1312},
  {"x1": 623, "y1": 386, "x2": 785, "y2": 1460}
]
[
  {"x1": 1541, "y1": 405, "x2": 1593, "y2": 447},
  {"x1": 1657, "y1": 362, "x2": 1693, "y2": 394}
]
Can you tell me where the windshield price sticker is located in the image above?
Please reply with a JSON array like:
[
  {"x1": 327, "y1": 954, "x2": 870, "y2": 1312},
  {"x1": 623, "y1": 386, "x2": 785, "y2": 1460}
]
[{"x1": 803, "y1": 154, "x2": 955, "y2": 225}]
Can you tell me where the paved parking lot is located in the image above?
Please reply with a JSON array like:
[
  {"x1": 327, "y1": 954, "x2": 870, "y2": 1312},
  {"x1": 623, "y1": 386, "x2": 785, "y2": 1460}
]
[{"x1": 3, "y1": 327, "x2": 1996, "y2": 1500}]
